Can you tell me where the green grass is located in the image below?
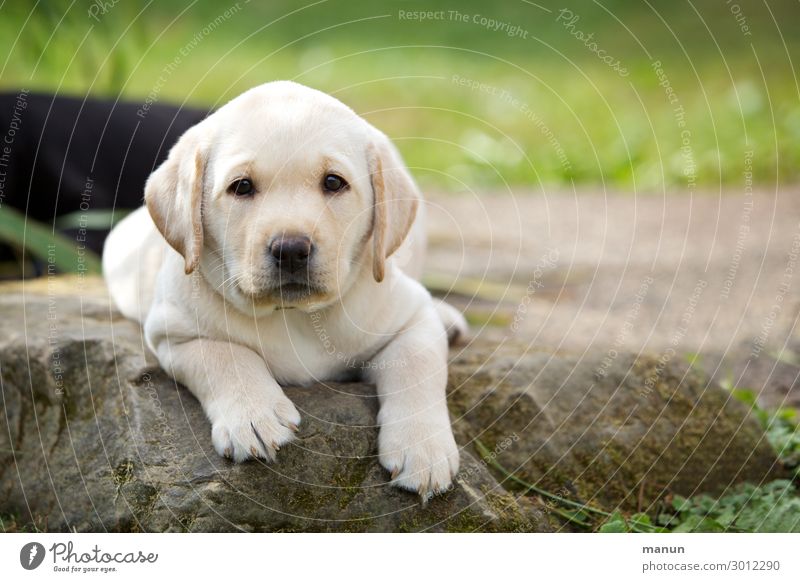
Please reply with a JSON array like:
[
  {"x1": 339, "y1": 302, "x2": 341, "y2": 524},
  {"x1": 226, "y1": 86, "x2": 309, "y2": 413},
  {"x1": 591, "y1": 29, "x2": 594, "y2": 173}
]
[
  {"x1": 0, "y1": 205, "x2": 102, "y2": 274},
  {"x1": 2, "y1": 0, "x2": 799, "y2": 192},
  {"x1": 660, "y1": 480, "x2": 800, "y2": 532}
]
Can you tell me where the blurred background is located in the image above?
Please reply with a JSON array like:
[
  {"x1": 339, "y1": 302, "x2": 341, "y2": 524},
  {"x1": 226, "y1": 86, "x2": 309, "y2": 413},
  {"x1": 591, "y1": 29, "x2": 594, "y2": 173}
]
[{"x1": 2, "y1": 0, "x2": 798, "y2": 192}]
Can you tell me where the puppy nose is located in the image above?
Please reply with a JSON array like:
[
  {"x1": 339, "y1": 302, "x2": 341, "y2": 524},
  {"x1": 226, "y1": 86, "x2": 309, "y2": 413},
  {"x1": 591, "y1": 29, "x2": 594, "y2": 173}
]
[{"x1": 270, "y1": 235, "x2": 313, "y2": 273}]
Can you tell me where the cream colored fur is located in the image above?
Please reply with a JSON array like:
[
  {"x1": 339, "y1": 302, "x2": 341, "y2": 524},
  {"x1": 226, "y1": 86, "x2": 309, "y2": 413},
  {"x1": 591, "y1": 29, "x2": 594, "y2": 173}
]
[{"x1": 103, "y1": 81, "x2": 467, "y2": 498}]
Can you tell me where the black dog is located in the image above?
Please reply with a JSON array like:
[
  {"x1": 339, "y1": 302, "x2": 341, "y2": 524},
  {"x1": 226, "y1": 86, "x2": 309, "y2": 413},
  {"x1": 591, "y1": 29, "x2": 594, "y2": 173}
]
[{"x1": 0, "y1": 91, "x2": 208, "y2": 260}]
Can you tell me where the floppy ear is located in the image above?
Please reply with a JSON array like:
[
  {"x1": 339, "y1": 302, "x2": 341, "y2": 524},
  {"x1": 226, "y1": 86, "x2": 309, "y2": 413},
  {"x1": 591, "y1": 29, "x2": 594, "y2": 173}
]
[
  {"x1": 368, "y1": 136, "x2": 420, "y2": 283},
  {"x1": 145, "y1": 126, "x2": 208, "y2": 275}
]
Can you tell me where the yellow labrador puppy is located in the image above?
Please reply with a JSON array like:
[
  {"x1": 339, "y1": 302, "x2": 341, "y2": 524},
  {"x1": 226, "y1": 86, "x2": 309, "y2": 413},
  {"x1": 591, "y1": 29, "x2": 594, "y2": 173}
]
[{"x1": 104, "y1": 81, "x2": 467, "y2": 498}]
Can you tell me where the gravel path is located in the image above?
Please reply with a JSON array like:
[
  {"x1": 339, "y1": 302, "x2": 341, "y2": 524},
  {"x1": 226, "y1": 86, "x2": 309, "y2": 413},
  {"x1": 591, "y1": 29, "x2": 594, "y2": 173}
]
[{"x1": 424, "y1": 187, "x2": 800, "y2": 409}]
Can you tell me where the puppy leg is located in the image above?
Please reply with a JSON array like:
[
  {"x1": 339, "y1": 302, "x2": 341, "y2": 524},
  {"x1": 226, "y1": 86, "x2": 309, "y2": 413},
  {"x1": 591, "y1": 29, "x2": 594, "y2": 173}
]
[
  {"x1": 365, "y1": 306, "x2": 460, "y2": 499},
  {"x1": 433, "y1": 299, "x2": 469, "y2": 345},
  {"x1": 153, "y1": 338, "x2": 301, "y2": 461}
]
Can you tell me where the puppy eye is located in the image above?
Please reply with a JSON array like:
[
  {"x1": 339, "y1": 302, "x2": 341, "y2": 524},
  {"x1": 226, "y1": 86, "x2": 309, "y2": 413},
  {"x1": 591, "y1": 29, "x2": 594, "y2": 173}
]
[
  {"x1": 228, "y1": 178, "x2": 255, "y2": 197},
  {"x1": 322, "y1": 173, "x2": 347, "y2": 193}
]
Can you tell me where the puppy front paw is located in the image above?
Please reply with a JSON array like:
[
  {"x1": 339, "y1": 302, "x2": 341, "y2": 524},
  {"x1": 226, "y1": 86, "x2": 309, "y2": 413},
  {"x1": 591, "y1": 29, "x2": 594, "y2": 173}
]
[
  {"x1": 209, "y1": 392, "x2": 301, "y2": 462},
  {"x1": 378, "y1": 414, "x2": 460, "y2": 500}
]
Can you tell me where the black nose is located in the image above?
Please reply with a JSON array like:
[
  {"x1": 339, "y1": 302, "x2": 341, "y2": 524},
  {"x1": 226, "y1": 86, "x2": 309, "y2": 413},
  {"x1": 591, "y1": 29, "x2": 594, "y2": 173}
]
[{"x1": 270, "y1": 235, "x2": 313, "y2": 274}]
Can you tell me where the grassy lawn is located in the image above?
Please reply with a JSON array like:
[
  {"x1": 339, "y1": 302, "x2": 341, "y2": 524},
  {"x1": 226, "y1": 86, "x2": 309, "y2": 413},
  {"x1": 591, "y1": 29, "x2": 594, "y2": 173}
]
[{"x1": 1, "y1": 0, "x2": 799, "y2": 193}]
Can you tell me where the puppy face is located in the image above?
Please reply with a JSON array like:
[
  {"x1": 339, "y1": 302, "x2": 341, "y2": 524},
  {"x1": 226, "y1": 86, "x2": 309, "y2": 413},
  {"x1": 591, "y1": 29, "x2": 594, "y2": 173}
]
[
  {"x1": 145, "y1": 82, "x2": 419, "y2": 314},
  {"x1": 203, "y1": 92, "x2": 375, "y2": 311}
]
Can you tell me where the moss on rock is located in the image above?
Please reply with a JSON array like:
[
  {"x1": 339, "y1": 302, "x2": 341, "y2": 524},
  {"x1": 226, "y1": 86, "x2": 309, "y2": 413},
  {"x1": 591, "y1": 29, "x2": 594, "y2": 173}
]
[{"x1": 448, "y1": 343, "x2": 783, "y2": 513}]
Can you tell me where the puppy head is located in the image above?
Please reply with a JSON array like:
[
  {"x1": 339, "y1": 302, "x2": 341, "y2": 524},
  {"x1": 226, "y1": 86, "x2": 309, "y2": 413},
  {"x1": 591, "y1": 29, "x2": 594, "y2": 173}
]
[{"x1": 145, "y1": 81, "x2": 419, "y2": 314}]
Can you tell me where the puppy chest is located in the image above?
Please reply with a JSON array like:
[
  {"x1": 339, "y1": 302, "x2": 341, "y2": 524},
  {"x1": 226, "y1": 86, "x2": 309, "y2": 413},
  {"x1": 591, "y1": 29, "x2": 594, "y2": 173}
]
[{"x1": 251, "y1": 312, "x2": 376, "y2": 385}]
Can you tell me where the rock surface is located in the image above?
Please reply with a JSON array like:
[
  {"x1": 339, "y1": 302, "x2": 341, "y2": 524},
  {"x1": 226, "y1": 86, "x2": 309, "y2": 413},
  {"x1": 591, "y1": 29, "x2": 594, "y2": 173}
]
[
  {"x1": 0, "y1": 278, "x2": 543, "y2": 532},
  {"x1": 425, "y1": 189, "x2": 800, "y2": 411},
  {"x1": 0, "y1": 277, "x2": 783, "y2": 531},
  {"x1": 448, "y1": 341, "x2": 783, "y2": 513}
]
